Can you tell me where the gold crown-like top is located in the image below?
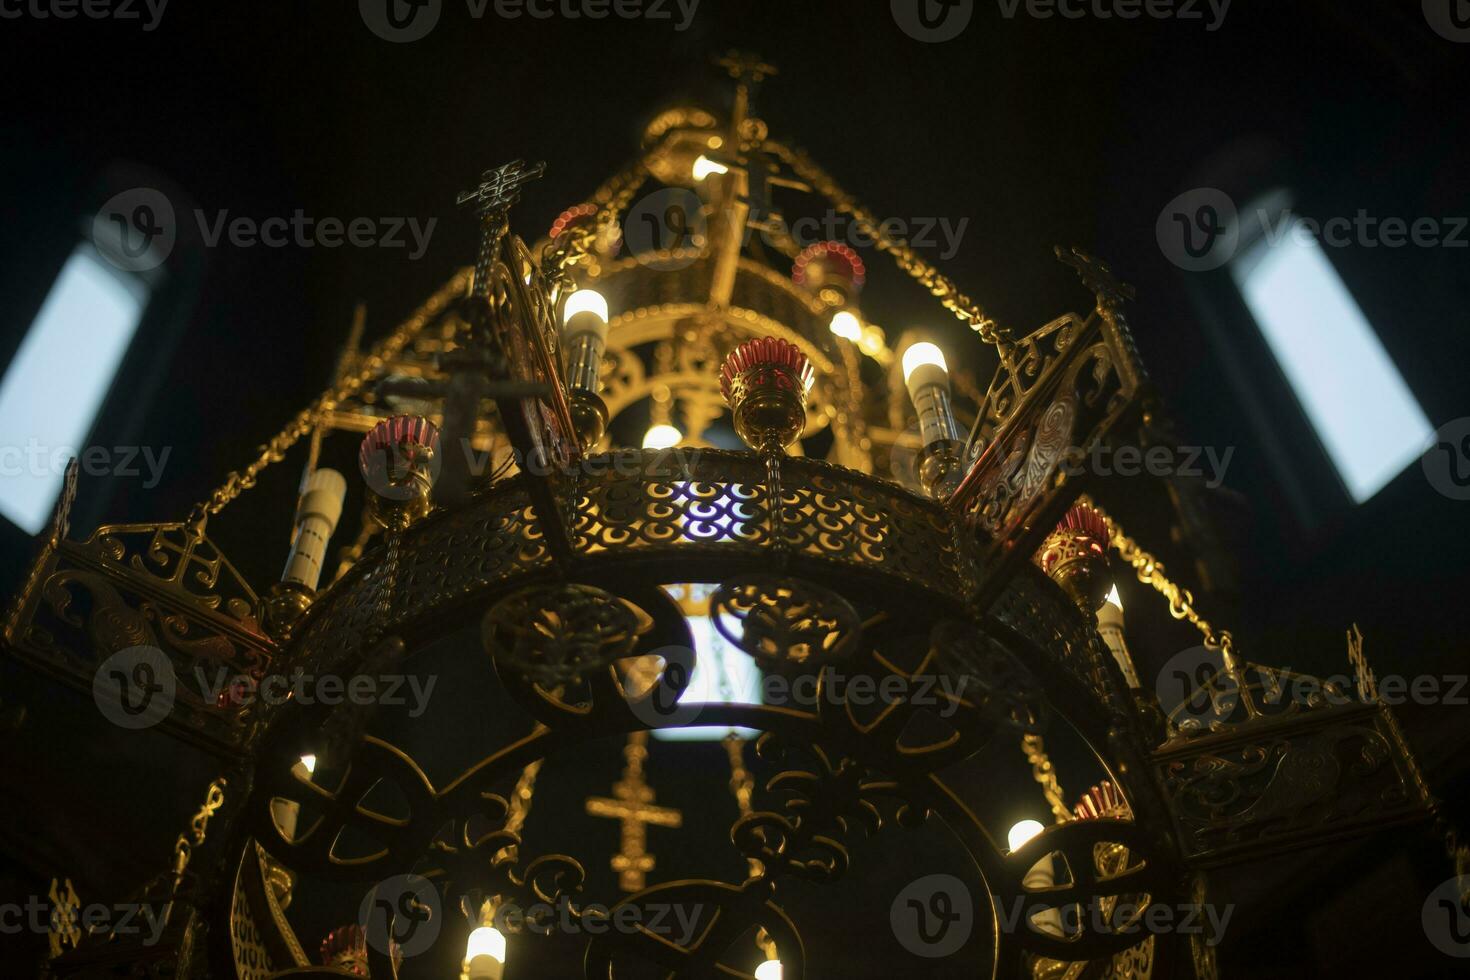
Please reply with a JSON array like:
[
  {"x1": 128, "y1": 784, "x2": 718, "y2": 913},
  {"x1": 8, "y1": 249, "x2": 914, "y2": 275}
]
[{"x1": 718, "y1": 336, "x2": 815, "y2": 406}]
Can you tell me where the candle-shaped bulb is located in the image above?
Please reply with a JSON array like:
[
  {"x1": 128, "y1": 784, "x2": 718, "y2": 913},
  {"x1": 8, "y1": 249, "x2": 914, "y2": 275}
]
[
  {"x1": 642, "y1": 423, "x2": 683, "y2": 450},
  {"x1": 693, "y1": 155, "x2": 729, "y2": 180},
  {"x1": 829, "y1": 310, "x2": 862, "y2": 342},
  {"x1": 562, "y1": 289, "x2": 610, "y2": 450},
  {"x1": 1096, "y1": 583, "x2": 1141, "y2": 688},
  {"x1": 1007, "y1": 819, "x2": 1065, "y2": 938},
  {"x1": 464, "y1": 926, "x2": 507, "y2": 979},
  {"x1": 902, "y1": 341, "x2": 963, "y2": 497},
  {"x1": 754, "y1": 959, "x2": 783, "y2": 980},
  {"x1": 281, "y1": 468, "x2": 347, "y2": 592}
]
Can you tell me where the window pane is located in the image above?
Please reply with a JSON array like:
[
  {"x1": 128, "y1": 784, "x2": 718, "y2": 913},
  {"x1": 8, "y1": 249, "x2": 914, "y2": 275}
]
[
  {"x1": 0, "y1": 245, "x2": 148, "y2": 533},
  {"x1": 1230, "y1": 222, "x2": 1433, "y2": 503}
]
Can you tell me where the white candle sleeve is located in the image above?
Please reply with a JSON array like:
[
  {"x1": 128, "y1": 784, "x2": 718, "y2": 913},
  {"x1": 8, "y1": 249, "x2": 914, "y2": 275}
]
[{"x1": 281, "y1": 468, "x2": 348, "y2": 591}]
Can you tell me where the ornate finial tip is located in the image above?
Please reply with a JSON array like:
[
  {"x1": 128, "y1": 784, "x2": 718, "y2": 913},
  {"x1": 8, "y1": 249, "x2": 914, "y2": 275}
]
[
  {"x1": 1073, "y1": 781, "x2": 1126, "y2": 821},
  {"x1": 1057, "y1": 502, "x2": 1109, "y2": 549},
  {"x1": 719, "y1": 337, "x2": 815, "y2": 405},
  {"x1": 792, "y1": 241, "x2": 866, "y2": 290},
  {"x1": 358, "y1": 415, "x2": 441, "y2": 484}
]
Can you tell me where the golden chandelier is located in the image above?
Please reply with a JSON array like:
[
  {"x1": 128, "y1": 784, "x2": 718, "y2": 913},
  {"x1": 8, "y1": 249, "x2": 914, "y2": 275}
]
[{"x1": 5, "y1": 53, "x2": 1453, "y2": 980}]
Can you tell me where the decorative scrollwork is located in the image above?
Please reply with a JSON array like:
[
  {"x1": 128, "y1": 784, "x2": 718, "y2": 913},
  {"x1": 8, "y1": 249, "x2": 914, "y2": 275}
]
[
  {"x1": 710, "y1": 574, "x2": 862, "y2": 667},
  {"x1": 931, "y1": 619, "x2": 1047, "y2": 734},
  {"x1": 484, "y1": 583, "x2": 649, "y2": 686},
  {"x1": 583, "y1": 877, "x2": 804, "y2": 979}
]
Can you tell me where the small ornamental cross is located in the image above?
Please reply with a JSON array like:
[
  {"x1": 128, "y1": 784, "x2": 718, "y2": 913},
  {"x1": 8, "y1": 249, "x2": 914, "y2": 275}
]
[
  {"x1": 457, "y1": 158, "x2": 546, "y2": 297},
  {"x1": 716, "y1": 51, "x2": 778, "y2": 85},
  {"x1": 456, "y1": 158, "x2": 546, "y2": 217},
  {"x1": 585, "y1": 731, "x2": 682, "y2": 892},
  {"x1": 1055, "y1": 245, "x2": 1136, "y2": 307},
  {"x1": 47, "y1": 877, "x2": 81, "y2": 958}
]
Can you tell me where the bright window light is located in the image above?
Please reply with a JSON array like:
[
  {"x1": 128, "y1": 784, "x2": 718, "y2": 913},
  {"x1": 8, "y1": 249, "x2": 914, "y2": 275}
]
[
  {"x1": 653, "y1": 586, "x2": 762, "y2": 742},
  {"x1": 0, "y1": 245, "x2": 148, "y2": 533},
  {"x1": 1230, "y1": 220, "x2": 1433, "y2": 503}
]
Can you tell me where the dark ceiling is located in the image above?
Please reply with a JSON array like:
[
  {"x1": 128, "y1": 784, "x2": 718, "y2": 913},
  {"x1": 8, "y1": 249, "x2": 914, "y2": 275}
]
[{"x1": 2, "y1": 1, "x2": 1468, "y2": 976}]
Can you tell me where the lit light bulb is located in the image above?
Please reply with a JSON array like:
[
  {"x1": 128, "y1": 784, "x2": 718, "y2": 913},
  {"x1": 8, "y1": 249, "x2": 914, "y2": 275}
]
[
  {"x1": 829, "y1": 310, "x2": 862, "y2": 342},
  {"x1": 1096, "y1": 583, "x2": 1140, "y2": 688},
  {"x1": 562, "y1": 288, "x2": 609, "y2": 326},
  {"x1": 901, "y1": 341, "x2": 962, "y2": 497},
  {"x1": 562, "y1": 289, "x2": 612, "y2": 449},
  {"x1": 1007, "y1": 818, "x2": 1045, "y2": 852},
  {"x1": 901, "y1": 341, "x2": 948, "y2": 386},
  {"x1": 692, "y1": 155, "x2": 729, "y2": 180},
  {"x1": 642, "y1": 423, "x2": 683, "y2": 450},
  {"x1": 464, "y1": 926, "x2": 507, "y2": 979},
  {"x1": 755, "y1": 959, "x2": 784, "y2": 980},
  {"x1": 299, "y1": 754, "x2": 317, "y2": 775},
  {"x1": 1007, "y1": 819, "x2": 1065, "y2": 937}
]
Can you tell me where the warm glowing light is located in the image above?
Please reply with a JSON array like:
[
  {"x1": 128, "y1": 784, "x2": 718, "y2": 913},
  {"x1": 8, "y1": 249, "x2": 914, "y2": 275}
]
[
  {"x1": 692, "y1": 155, "x2": 730, "y2": 180},
  {"x1": 829, "y1": 310, "x2": 862, "y2": 342},
  {"x1": 562, "y1": 289, "x2": 609, "y2": 325},
  {"x1": 1105, "y1": 585, "x2": 1122, "y2": 611},
  {"x1": 1008, "y1": 819, "x2": 1045, "y2": 852},
  {"x1": 901, "y1": 341, "x2": 948, "y2": 384},
  {"x1": 299, "y1": 754, "x2": 317, "y2": 775},
  {"x1": 754, "y1": 960, "x2": 783, "y2": 980},
  {"x1": 642, "y1": 424, "x2": 683, "y2": 450},
  {"x1": 465, "y1": 926, "x2": 507, "y2": 968}
]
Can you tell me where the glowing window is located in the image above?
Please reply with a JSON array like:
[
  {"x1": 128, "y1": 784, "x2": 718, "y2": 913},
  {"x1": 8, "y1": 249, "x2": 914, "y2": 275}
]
[
  {"x1": 1230, "y1": 220, "x2": 1432, "y2": 503},
  {"x1": 0, "y1": 245, "x2": 148, "y2": 532}
]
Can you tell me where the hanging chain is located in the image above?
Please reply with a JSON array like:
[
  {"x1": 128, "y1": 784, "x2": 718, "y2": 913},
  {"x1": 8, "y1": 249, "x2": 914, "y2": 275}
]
[
  {"x1": 708, "y1": 624, "x2": 763, "y2": 878},
  {"x1": 504, "y1": 758, "x2": 544, "y2": 838},
  {"x1": 541, "y1": 161, "x2": 650, "y2": 293},
  {"x1": 172, "y1": 777, "x2": 227, "y2": 881},
  {"x1": 187, "y1": 270, "x2": 472, "y2": 527},
  {"x1": 1088, "y1": 496, "x2": 1261, "y2": 719},
  {"x1": 1020, "y1": 734, "x2": 1072, "y2": 824},
  {"x1": 1086, "y1": 498, "x2": 1235, "y2": 658},
  {"x1": 762, "y1": 140, "x2": 1013, "y2": 354}
]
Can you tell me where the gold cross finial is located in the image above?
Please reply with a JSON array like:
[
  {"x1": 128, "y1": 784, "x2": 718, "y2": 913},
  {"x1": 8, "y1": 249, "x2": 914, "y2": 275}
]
[
  {"x1": 717, "y1": 51, "x2": 778, "y2": 85},
  {"x1": 585, "y1": 731, "x2": 682, "y2": 892},
  {"x1": 1055, "y1": 245, "x2": 1136, "y2": 307}
]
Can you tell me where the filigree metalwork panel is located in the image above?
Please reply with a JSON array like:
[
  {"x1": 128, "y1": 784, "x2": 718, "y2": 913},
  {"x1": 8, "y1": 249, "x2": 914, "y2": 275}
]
[
  {"x1": 3, "y1": 477, "x2": 277, "y2": 754},
  {"x1": 290, "y1": 482, "x2": 549, "y2": 670},
  {"x1": 1153, "y1": 702, "x2": 1437, "y2": 866}
]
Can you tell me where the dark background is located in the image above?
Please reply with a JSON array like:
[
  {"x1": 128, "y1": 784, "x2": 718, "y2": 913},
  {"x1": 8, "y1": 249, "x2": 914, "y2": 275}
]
[{"x1": 1, "y1": 1, "x2": 1468, "y2": 976}]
